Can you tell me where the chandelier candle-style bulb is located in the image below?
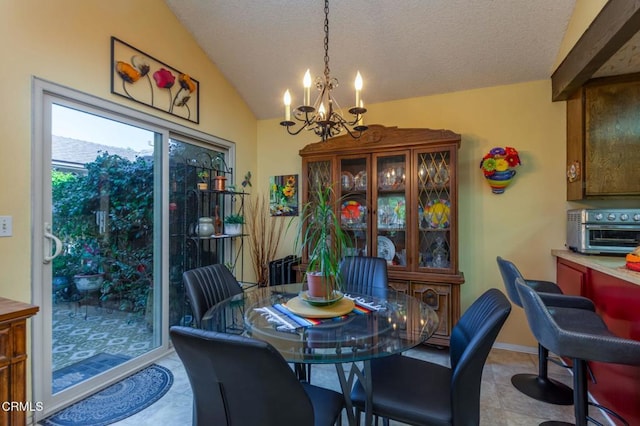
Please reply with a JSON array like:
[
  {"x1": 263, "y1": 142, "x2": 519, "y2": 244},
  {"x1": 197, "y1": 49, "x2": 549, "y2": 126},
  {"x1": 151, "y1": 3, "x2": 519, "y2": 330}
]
[
  {"x1": 284, "y1": 90, "x2": 291, "y2": 122},
  {"x1": 355, "y1": 71, "x2": 363, "y2": 107},
  {"x1": 303, "y1": 70, "x2": 312, "y2": 106},
  {"x1": 318, "y1": 103, "x2": 326, "y2": 121}
]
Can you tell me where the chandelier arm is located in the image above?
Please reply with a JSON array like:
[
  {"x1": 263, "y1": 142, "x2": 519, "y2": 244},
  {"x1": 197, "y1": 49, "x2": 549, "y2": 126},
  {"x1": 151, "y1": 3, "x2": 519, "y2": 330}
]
[
  {"x1": 292, "y1": 108, "x2": 316, "y2": 124},
  {"x1": 282, "y1": 121, "x2": 311, "y2": 136},
  {"x1": 337, "y1": 122, "x2": 364, "y2": 140}
]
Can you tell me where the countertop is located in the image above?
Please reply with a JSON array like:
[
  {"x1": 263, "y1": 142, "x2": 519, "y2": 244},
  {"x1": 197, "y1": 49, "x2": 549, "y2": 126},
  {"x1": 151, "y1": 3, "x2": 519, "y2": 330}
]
[{"x1": 551, "y1": 249, "x2": 640, "y2": 286}]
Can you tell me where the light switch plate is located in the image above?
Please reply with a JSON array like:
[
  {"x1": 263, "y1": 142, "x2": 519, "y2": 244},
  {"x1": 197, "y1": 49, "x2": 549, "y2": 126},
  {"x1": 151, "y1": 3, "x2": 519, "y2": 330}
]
[{"x1": 0, "y1": 216, "x2": 13, "y2": 237}]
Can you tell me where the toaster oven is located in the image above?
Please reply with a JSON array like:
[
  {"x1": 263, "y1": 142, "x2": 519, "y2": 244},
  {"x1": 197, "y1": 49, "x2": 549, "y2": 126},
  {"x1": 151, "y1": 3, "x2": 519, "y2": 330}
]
[{"x1": 566, "y1": 209, "x2": 640, "y2": 255}]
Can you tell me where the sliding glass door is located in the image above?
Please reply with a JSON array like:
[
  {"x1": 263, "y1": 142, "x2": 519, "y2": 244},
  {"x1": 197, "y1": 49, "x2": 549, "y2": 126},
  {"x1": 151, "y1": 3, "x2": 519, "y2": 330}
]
[
  {"x1": 36, "y1": 96, "x2": 164, "y2": 418},
  {"x1": 32, "y1": 79, "x2": 235, "y2": 421}
]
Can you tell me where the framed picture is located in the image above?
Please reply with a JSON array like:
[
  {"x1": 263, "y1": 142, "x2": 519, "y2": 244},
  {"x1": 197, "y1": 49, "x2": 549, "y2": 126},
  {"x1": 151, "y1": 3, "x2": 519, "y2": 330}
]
[
  {"x1": 110, "y1": 37, "x2": 200, "y2": 123},
  {"x1": 270, "y1": 175, "x2": 298, "y2": 216}
]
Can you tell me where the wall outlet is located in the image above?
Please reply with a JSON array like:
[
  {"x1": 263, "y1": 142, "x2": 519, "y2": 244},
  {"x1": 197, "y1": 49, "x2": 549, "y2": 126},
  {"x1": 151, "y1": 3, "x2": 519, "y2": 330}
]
[{"x1": 0, "y1": 216, "x2": 13, "y2": 237}]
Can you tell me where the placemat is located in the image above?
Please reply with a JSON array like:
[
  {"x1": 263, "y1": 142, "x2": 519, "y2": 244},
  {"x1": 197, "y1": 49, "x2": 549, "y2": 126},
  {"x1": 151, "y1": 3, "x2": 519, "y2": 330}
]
[{"x1": 284, "y1": 296, "x2": 355, "y2": 318}]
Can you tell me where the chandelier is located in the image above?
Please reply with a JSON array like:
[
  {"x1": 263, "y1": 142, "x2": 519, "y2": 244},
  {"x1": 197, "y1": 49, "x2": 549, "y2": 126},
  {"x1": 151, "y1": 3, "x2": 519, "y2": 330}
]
[{"x1": 280, "y1": 0, "x2": 367, "y2": 141}]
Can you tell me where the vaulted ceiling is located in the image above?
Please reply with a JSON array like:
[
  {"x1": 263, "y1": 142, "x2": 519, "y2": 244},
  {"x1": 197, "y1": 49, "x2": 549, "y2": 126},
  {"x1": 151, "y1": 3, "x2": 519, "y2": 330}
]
[{"x1": 165, "y1": 0, "x2": 577, "y2": 120}]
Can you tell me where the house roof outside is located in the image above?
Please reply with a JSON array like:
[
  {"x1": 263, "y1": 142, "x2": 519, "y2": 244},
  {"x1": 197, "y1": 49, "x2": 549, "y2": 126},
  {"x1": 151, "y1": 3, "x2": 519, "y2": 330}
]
[{"x1": 52, "y1": 135, "x2": 152, "y2": 172}]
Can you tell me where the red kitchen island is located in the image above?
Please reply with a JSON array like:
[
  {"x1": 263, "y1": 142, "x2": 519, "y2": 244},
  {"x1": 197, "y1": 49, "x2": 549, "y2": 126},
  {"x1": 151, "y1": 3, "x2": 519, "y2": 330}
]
[{"x1": 552, "y1": 249, "x2": 640, "y2": 425}]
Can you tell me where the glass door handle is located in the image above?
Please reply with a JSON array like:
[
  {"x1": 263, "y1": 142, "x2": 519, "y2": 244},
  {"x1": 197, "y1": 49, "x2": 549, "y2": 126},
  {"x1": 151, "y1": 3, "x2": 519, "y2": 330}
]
[{"x1": 43, "y1": 222, "x2": 62, "y2": 264}]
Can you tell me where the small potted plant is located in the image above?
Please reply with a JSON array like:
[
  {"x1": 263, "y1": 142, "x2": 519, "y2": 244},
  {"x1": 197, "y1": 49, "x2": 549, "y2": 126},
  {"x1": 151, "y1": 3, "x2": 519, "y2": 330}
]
[
  {"x1": 295, "y1": 183, "x2": 352, "y2": 300},
  {"x1": 224, "y1": 213, "x2": 244, "y2": 236},
  {"x1": 197, "y1": 170, "x2": 209, "y2": 190},
  {"x1": 73, "y1": 242, "x2": 105, "y2": 292}
]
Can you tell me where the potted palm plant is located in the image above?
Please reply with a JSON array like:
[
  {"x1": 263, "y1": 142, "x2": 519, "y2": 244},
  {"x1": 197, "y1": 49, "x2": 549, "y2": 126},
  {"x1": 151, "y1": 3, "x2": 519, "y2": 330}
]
[{"x1": 295, "y1": 183, "x2": 352, "y2": 300}]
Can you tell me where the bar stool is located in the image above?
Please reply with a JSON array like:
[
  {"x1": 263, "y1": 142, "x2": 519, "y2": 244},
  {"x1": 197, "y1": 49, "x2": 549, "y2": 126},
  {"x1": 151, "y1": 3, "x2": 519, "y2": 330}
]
[
  {"x1": 496, "y1": 256, "x2": 575, "y2": 405},
  {"x1": 516, "y1": 277, "x2": 640, "y2": 426}
]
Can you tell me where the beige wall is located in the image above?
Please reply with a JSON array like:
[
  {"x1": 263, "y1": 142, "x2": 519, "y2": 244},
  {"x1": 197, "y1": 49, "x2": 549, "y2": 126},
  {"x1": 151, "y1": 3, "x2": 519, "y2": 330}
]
[
  {"x1": 259, "y1": 80, "x2": 567, "y2": 348},
  {"x1": 0, "y1": 0, "x2": 257, "y2": 302},
  {"x1": 553, "y1": 0, "x2": 608, "y2": 70}
]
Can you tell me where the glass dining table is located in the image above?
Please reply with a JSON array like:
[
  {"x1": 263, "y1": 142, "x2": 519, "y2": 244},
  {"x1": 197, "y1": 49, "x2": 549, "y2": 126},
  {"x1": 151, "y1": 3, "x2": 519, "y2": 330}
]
[{"x1": 201, "y1": 283, "x2": 439, "y2": 426}]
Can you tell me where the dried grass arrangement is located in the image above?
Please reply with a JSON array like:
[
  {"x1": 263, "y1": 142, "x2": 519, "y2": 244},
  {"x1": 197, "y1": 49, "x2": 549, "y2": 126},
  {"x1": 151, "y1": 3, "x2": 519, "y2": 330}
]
[{"x1": 246, "y1": 193, "x2": 285, "y2": 286}]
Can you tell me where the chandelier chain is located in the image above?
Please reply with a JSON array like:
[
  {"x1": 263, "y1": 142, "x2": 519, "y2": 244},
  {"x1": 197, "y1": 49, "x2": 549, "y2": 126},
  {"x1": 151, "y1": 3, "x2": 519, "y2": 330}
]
[{"x1": 323, "y1": 0, "x2": 330, "y2": 80}]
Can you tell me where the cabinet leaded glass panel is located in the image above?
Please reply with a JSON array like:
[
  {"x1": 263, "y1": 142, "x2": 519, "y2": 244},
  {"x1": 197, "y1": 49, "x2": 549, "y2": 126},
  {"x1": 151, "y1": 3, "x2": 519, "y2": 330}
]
[{"x1": 417, "y1": 150, "x2": 452, "y2": 272}]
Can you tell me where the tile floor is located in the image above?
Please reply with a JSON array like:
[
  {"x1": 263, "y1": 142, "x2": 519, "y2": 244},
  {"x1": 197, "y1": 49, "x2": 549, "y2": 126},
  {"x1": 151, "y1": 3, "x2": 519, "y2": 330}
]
[{"x1": 110, "y1": 345, "x2": 612, "y2": 426}]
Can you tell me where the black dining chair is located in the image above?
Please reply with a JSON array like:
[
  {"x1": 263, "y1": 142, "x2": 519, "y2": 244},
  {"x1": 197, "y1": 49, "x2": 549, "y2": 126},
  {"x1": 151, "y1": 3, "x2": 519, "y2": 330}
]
[
  {"x1": 338, "y1": 256, "x2": 388, "y2": 299},
  {"x1": 350, "y1": 288, "x2": 511, "y2": 426},
  {"x1": 170, "y1": 326, "x2": 345, "y2": 426},
  {"x1": 496, "y1": 256, "x2": 575, "y2": 404},
  {"x1": 182, "y1": 264, "x2": 243, "y2": 328},
  {"x1": 515, "y1": 278, "x2": 640, "y2": 426}
]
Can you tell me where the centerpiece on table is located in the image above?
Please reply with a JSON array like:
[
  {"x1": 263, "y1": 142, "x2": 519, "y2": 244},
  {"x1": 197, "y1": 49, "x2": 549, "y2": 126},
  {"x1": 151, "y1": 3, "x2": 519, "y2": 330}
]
[
  {"x1": 479, "y1": 146, "x2": 521, "y2": 194},
  {"x1": 294, "y1": 183, "x2": 352, "y2": 306}
]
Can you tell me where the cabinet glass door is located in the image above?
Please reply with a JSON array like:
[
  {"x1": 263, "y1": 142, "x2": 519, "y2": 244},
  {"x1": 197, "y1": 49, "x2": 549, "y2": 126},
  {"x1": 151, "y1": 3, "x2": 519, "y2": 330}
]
[
  {"x1": 374, "y1": 152, "x2": 408, "y2": 270},
  {"x1": 338, "y1": 156, "x2": 369, "y2": 257},
  {"x1": 416, "y1": 149, "x2": 453, "y2": 272}
]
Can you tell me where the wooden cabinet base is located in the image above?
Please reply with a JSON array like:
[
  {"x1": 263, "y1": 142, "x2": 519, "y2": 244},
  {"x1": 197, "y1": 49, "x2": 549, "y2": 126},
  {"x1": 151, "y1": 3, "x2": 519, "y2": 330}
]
[
  {"x1": 389, "y1": 279, "x2": 461, "y2": 346},
  {"x1": 0, "y1": 298, "x2": 39, "y2": 426},
  {"x1": 556, "y1": 258, "x2": 640, "y2": 424}
]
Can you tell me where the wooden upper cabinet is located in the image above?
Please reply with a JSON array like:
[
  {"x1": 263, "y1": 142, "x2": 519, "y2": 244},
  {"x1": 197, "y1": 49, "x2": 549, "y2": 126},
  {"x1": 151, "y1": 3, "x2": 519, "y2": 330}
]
[{"x1": 566, "y1": 74, "x2": 640, "y2": 200}]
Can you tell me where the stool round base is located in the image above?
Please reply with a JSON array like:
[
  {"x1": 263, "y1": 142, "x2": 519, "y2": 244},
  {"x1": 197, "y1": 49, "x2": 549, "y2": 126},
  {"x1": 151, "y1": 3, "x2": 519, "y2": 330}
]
[{"x1": 511, "y1": 373, "x2": 573, "y2": 405}]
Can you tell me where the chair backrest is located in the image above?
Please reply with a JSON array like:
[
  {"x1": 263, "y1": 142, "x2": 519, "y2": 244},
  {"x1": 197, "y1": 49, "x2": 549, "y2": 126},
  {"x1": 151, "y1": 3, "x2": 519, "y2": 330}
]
[
  {"x1": 170, "y1": 326, "x2": 316, "y2": 426},
  {"x1": 496, "y1": 256, "x2": 525, "y2": 307},
  {"x1": 450, "y1": 288, "x2": 511, "y2": 425},
  {"x1": 183, "y1": 264, "x2": 243, "y2": 328},
  {"x1": 516, "y1": 277, "x2": 640, "y2": 366},
  {"x1": 514, "y1": 277, "x2": 562, "y2": 356},
  {"x1": 338, "y1": 256, "x2": 388, "y2": 299}
]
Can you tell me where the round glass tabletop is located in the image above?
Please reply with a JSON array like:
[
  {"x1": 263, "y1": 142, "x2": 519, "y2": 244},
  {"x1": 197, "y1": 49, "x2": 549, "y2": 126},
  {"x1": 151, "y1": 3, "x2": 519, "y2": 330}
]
[{"x1": 202, "y1": 283, "x2": 439, "y2": 365}]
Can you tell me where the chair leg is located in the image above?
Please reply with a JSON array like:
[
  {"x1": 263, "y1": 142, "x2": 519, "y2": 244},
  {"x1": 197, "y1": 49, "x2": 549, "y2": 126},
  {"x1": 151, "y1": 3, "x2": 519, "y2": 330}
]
[
  {"x1": 573, "y1": 358, "x2": 589, "y2": 426},
  {"x1": 294, "y1": 363, "x2": 307, "y2": 381},
  {"x1": 511, "y1": 344, "x2": 573, "y2": 405}
]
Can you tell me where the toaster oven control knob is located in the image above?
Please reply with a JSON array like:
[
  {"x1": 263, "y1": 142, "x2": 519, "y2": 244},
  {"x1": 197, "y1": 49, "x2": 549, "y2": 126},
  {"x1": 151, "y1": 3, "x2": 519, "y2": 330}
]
[
  {"x1": 620, "y1": 213, "x2": 629, "y2": 221},
  {"x1": 595, "y1": 213, "x2": 604, "y2": 221},
  {"x1": 634, "y1": 214, "x2": 640, "y2": 222},
  {"x1": 607, "y1": 213, "x2": 616, "y2": 221}
]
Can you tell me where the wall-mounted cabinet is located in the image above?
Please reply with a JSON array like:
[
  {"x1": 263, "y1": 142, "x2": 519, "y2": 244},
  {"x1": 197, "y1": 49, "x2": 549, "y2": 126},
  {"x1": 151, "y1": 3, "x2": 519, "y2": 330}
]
[
  {"x1": 566, "y1": 73, "x2": 640, "y2": 200},
  {"x1": 299, "y1": 125, "x2": 464, "y2": 346}
]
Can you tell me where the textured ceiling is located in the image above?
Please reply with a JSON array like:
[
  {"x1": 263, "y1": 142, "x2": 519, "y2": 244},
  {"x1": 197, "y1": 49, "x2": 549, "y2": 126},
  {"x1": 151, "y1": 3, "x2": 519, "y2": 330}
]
[
  {"x1": 594, "y1": 30, "x2": 640, "y2": 78},
  {"x1": 165, "y1": 0, "x2": 577, "y2": 120}
]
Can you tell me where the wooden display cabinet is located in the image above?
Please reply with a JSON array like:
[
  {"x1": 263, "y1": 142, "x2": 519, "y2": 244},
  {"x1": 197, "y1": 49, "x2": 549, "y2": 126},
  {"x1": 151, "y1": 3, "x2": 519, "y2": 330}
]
[{"x1": 299, "y1": 125, "x2": 464, "y2": 346}]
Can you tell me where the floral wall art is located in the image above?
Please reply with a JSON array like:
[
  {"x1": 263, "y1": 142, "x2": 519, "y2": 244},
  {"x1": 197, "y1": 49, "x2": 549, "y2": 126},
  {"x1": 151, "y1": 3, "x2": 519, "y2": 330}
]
[
  {"x1": 111, "y1": 37, "x2": 200, "y2": 123},
  {"x1": 479, "y1": 146, "x2": 521, "y2": 194},
  {"x1": 269, "y1": 175, "x2": 298, "y2": 216}
]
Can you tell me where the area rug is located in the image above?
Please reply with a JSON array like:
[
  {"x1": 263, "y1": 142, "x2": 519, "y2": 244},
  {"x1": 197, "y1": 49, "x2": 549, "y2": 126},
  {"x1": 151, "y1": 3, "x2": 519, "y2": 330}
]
[
  {"x1": 52, "y1": 353, "x2": 131, "y2": 393},
  {"x1": 41, "y1": 364, "x2": 173, "y2": 426}
]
